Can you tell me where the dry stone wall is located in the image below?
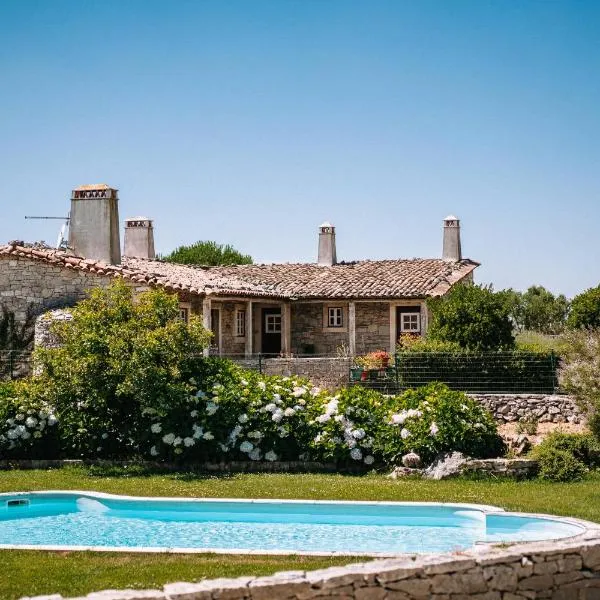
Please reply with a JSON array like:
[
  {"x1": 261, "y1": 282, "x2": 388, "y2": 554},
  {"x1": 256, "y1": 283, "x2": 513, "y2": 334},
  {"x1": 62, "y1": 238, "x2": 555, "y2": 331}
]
[
  {"x1": 469, "y1": 394, "x2": 584, "y2": 424},
  {"x1": 28, "y1": 521, "x2": 600, "y2": 600}
]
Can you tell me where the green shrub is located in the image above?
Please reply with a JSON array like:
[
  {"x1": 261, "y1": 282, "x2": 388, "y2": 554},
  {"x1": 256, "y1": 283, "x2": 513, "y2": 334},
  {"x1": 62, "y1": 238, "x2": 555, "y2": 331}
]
[
  {"x1": 307, "y1": 385, "x2": 387, "y2": 466},
  {"x1": 559, "y1": 329, "x2": 600, "y2": 440},
  {"x1": 376, "y1": 383, "x2": 503, "y2": 465},
  {"x1": 516, "y1": 417, "x2": 539, "y2": 436},
  {"x1": 426, "y1": 284, "x2": 515, "y2": 351},
  {"x1": 534, "y1": 432, "x2": 600, "y2": 469},
  {"x1": 31, "y1": 281, "x2": 211, "y2": 458},
  {"x1": 536, "y1": 447, "x2": 587, "y2": 482}
]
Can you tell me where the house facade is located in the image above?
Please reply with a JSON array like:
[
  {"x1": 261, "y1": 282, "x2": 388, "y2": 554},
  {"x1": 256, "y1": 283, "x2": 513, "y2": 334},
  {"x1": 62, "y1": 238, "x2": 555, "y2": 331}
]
[{"x1": 0, "y1": 185, "x2": 478, "y2": 357}]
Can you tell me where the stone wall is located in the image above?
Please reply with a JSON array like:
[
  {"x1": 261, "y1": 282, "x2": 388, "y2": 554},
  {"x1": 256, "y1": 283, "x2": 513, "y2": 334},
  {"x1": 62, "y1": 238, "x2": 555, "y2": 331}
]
[
  {"x1": 289, "y1": 302, "x2": 391, "y2": 356},
  {"x1": 355, "y1": 302, "x2": 390, "y2": 355},
  {"x1": 33, "y1": 520, "x2": 600, "y2": 599},
  {"x1": 469, "y1": 393, "x2": 584, "y2": 424},
  {"x1": 216, "y1": 301, "x2": 246, "y2": 356},
  {"x1": 262, "y1": 357, "x2": 352, "y2": 390},
  {"x1": 291, "y1": 303, "x2": 348, "y2": 355},
  {"x1": 0, "y1": 255, "x2": 115, "y2": 323}
]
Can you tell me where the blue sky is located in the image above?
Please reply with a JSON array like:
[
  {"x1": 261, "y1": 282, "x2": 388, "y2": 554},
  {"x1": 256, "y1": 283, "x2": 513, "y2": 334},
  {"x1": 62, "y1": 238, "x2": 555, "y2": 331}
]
[{"x1": 1, "y1": 0, "x2": 599, "y2": 297}]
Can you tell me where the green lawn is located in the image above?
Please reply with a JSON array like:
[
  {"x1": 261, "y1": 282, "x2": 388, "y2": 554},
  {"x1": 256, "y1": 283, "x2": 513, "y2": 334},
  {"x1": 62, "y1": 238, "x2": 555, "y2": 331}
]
[{"x1": 1, "y1": 466, "x2": 600, "y2": 599}]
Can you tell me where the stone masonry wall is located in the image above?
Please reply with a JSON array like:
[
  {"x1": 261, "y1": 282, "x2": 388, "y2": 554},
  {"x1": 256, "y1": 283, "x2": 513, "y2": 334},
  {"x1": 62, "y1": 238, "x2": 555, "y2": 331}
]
[
  {"x1": 262, "y1": 357, "x2": 352, "y2": 390},
  {"x1": 0, "y1": 255, "x2": 115, "y2": 323},
  {"x1": 217, "y1": 301, "x2": 246, "y2": 356},
  {"x1": 34, "y1": 522, "x2": 600, "y2": 600},
  {"x1": 290, "y1": 302, "x2": 391, "y2": 356},
  {"x1": 355, "y1": 302, "x2": 390, "y2": 354},
  {"x1": 469, "y1": 393, "x2": 584, "y2": 424},
  {"x1": 291, "y1": 303, "x2": 349, "y2": 355}
]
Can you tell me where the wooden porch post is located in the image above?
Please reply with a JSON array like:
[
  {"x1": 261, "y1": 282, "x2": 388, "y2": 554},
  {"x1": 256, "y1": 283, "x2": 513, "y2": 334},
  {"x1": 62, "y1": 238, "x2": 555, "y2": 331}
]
[
  {"x1": 202, "y1": 297, "x2": 211, "y2": 357},
  {"x1": 245, "y1": 300, "x2": 254, "y2": 357},
  {"x1": 282, "y1": 302, "x2": 291, "y2": 356},
  {"x1": 348, "y1": 301, "x2": 356, "y2": 356},
  {"x1": 389, "y1": 303, "x2": 397, "y2": 354}
]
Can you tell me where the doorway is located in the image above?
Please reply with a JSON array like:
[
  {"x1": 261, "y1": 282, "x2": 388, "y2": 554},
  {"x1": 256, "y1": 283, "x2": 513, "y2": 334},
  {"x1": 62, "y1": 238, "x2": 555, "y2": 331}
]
[{"x1": 261, "y1": 308, "x2": 281, "y2": 355}]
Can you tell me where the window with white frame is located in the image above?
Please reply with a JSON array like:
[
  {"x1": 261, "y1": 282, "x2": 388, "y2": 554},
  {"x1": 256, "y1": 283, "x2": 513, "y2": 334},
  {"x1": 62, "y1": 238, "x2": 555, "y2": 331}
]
[
  {"x1": 328, "y1": 306, "x2": 343, "y2": 328},
  {"x1": 265, "y1": 314, "x2": 281, "y2": 333},
  {"x1": 400, "y1": 312, "x2": 421, "y2": 332},
  {"x1": 236, "y1": 309, "x2": 246, "y2": 337},
  {"x1": 179, "y1": 307, "x2": 189, "y2": 323}
]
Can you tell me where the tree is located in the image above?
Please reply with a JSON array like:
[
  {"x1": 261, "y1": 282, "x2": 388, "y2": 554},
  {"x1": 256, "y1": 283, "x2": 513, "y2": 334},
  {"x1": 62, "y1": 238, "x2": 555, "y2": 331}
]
[
  {"x1": 520, "y1": 286, "x2": 569, "y2": 334},
  {"x1": 497, "y1": 288, "x2": 524, "y2": 332},
  {"x1": 427, "y1": 284, "x2": 515, "y2": 351},
  {"x1": 32, "y1": 280, "x2": 211, "y2": 457},
  {"x1": 161, "y1": 241, "x2": 253, "y2": 266},
  {"x1": 559, "y1": 328, "x2": 600, "y2": 440},
  {"x1": 568, "y1": 285, "x2": 600, "y2": 330}
]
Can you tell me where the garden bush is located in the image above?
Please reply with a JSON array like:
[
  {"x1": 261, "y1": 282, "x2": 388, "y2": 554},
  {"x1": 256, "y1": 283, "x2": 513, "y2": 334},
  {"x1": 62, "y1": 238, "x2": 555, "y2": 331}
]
[
  {"x1": 31, "y1": 281, "x2": 211, "y2": 458},
  {"x1": 0, "y1": 282, "x2": 504, "y2": 468},
  {"x1": 533, "y1": 432, "x2": 600, "y2": 478},
  {"x1": 535, "y1": 447, "x2": 587, "y2": 482},
  {"x1": 377, "y1": 383, "x2": 503, "y2": 465},
  {"x1": 143, "y1": 360, "x2": 318, "y2": 463},
  {"x1": 0, "y1": 380, "x2": 60, "y2": 459}
]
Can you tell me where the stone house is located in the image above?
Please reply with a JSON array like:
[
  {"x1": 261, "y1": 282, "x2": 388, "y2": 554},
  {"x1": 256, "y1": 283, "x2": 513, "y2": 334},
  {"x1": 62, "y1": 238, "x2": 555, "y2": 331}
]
[{"x1": 0, "y1": 184, "x2": 479, "y2": 357}]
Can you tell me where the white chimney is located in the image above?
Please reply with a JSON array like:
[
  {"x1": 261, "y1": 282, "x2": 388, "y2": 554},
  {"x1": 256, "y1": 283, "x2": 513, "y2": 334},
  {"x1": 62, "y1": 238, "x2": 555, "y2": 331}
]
[
  {"x1": 317, "y1": 222, "x2": 337, "y2": 266},
  {"x1": 69, "y1": 184, "x2": 121, "y2": 264},
  {"x1": 124, "y1": 217, "x2": 155, "y2": 259},
  {"x1": 442, "y1": 215, "x2": 462, "y2": 261}
]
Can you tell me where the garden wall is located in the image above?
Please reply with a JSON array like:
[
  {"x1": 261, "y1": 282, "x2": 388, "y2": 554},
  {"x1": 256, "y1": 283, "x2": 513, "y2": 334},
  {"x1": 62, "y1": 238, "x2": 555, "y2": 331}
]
[
  {"x1": 470, "y1": 393, "x2": 584, "y2": 424},
  {"x1": 262, "y1": 357, "x2": 352, "y2": 390},
  {"x1": 31, "y1": 520, "x2": 600, "y2": 599}
]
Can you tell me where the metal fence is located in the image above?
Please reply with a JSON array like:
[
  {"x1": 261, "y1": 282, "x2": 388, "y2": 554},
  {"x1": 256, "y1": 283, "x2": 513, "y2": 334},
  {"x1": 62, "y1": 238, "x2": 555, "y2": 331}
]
[
  {"x1": 350, "y1": 351, "x2": 560, "y2": 394},
  {"x1": 0, "y1": 350, "x2": 561, "y2": 395},
  {"x1": 0, "y1": 351, "x2": 33, "y2": 380}
]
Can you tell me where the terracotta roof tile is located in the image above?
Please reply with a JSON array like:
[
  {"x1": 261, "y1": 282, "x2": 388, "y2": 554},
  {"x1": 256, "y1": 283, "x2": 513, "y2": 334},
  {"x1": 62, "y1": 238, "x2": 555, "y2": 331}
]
[{"x1": 0, "y1": 243, "x2": 479, "y2": 300}]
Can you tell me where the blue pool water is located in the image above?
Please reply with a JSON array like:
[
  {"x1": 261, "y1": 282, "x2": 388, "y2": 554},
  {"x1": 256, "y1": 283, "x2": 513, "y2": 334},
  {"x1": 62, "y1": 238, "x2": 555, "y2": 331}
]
[{"x1": 0, "y1": 493, "x2": 584, "y2": 555}]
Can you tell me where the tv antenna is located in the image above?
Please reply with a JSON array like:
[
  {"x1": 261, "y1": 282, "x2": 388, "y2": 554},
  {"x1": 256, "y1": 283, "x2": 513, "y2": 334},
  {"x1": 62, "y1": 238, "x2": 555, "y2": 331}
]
[{"x1": 24, "y1": 214, "x2": 70, "y2": 249}]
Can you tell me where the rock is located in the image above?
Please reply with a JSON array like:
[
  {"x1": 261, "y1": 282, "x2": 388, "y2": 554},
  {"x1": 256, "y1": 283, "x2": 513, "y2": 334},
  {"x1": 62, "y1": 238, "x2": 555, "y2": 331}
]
[
  {"x1": 387, "y1": 466, "x2": 422, "y2": 479},
  {"x1": 513, "y1": 435, "x2": 532, "y2": 456},
  {"x1": 423, "y1": 452, "x2": 468, "y2": 480},
  {"x1": 401, "y1": 451, "x2": 422, "y2": 468}
]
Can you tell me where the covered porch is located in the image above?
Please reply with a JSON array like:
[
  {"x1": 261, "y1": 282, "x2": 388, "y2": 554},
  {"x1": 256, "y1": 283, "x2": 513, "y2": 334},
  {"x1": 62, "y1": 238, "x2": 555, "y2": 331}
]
[{"x1": 183, "y1": 295, "x2": 429, "y2": 358}]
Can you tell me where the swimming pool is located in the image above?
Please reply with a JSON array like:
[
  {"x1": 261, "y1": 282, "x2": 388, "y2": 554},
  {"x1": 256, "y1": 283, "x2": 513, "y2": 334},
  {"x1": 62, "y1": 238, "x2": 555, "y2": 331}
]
[{"x1": 0, "y1": 491, "x2": 586, "y2": 555}]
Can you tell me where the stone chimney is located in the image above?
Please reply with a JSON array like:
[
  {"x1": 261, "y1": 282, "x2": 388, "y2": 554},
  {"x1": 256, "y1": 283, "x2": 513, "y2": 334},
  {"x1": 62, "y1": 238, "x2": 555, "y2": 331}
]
[
  {"x1": 69, "y1": 184, "x2": 121, "y2": 264},
  {"x1": 442, "y1": 215, "x2": 462, "y2": 261},
  {"x1": 124, "y1": 217, "x2": 155, "y2": 259},
  {"x1": 317, "y1": 222, "x2": 337, "y2": 266}
]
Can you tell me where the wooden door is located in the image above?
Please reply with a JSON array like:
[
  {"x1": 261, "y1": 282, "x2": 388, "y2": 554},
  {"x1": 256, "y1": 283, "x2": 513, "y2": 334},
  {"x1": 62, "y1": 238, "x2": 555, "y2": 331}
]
[{"x1": 261, "y1": 308, "x2": 281, "y2": 355}]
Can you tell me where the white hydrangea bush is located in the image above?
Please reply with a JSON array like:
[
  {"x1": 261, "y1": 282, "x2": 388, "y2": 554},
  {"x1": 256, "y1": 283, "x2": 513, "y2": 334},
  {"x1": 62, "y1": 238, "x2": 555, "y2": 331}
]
[
  {"x1": 0, "y1": 381, "x2": 60, "y2": 458},
  {"x1": 379, "y1": 383, "x2": 503, "y2": 465},
  {"x1": 307, "y1": 386, "x2": 384, "y2": 466},
  {"x1": 143, "y1": 360, "x2": 323, "y2": 462}
]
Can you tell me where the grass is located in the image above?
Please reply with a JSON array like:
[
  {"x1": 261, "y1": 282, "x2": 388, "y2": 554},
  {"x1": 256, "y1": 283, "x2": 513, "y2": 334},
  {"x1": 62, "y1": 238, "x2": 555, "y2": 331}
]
[
  {"x1": 1, "y1": 466, "x2": 600, "y2": 599},
  {"x1": 516, "y1": 330, "x2": 565, "y2": 352}
]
